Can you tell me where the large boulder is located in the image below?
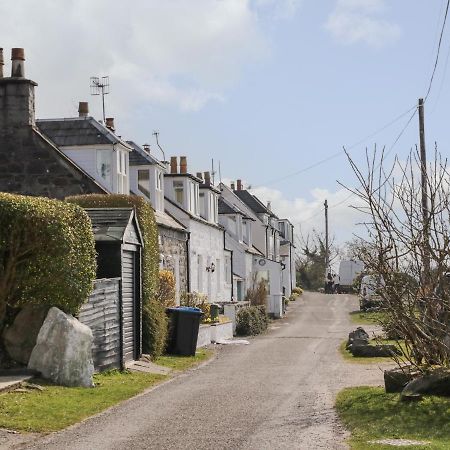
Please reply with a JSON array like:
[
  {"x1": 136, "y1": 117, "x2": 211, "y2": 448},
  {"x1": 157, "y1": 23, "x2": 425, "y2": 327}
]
[
  {"x1": 401, "y1": 369, "x2": 450, "y2": 401},
  {"x1": 28, "y1": 307, "x2": 94, "y2": 387},
  {"x1": 346, "y1": 327, "x2": 369, "y2": 349},
  {"x1": 351, "y1": 343, "x2": 401, "y2": 357},
  {"x1": 384, "y1": 366, "x2": 419, "y2": 393},
  {"x1": 3, "y1": 305, "x2": 49, "y2": 365}
]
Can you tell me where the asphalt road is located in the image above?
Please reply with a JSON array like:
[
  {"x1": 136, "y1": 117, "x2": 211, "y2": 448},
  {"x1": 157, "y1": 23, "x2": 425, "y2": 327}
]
[{"x1": 18, "y1": 292, "x2": 385, "y2": 450}]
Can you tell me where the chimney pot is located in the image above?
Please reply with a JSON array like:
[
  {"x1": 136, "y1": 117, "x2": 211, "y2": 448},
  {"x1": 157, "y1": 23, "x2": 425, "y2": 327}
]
[
  {"x1": 180, "y1": 156, "x2": 187, "y2": 174},
  {"x1": 0, "y1": 48, "x2": 4, "y2": 78},
  {"x1": 237, "y1": 179, "x2": 243, "y2": 191},
  {"x1": 170, "y1": 156, "x2": 178, "y2": 174},
  {"x1": 231, "y1": 182, "x2": 235, "y2": 190},
  {"x1": 105, "y1": 117, "x2": 115, "y2": 132},
  {"x1": 11, "y1": 48, "x2": 25, "y2": 78},
  {"x1": 78, "y1": 101, "x2": 89, "y2": 118},
  {"x1": 143, "y1": 143, "x2": 150, "y2": 153}
]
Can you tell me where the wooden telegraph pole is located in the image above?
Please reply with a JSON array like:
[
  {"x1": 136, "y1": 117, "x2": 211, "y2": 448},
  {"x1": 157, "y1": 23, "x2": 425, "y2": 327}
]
[
  {"x1": 418, "y1": 98, "x2": 430, "y2": 284},
  {"x1": 324, "y1": 199, "x2": 329, "y2": 272}
]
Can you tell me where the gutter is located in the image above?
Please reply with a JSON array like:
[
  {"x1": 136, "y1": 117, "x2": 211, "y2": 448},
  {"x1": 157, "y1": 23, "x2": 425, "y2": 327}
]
[{"x1": 185, "y1": 231, "x2": 191, "y2": 293}]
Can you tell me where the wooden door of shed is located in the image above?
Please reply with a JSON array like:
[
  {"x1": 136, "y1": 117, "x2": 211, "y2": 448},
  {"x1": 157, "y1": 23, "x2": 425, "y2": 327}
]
[{"x1": 122, "y1": 249, "x2": 137, "y2": 363}]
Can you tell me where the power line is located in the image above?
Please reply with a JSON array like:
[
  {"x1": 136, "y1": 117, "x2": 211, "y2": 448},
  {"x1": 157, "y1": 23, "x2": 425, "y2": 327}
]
[
  {"x1": 425, "y1": 0, "x2": 450, "y2": 101},
  {"x1": 255, "y1": 104, "x2": 416, "y2": 188}
]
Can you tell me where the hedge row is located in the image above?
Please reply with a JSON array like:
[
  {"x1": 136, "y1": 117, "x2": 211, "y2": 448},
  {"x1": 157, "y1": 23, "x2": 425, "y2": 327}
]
[
  {"x1": 0, "y1": 193, "x2": 96, "y2": 324},
  {"x1": 66, "y1": 194, "x2": 166, "y2": 357}
]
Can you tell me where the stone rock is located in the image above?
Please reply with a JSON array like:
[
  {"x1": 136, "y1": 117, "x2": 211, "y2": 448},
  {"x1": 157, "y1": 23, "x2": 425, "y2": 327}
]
[
  {"x1": 350, "y1": 344, "x2": 401, "y2": 357},
  {"x1": 28, "y1": 307, "x2": 94, "y2": 387},
  {"x1": 401, "y1": 369, "x2": 450, "y2": 400},
  {"x1": 384, "y1": 366, "x2": 419, "y2": 393},
  {"x1": 3, "y1": 305, "x2": 49, "y2": 365},
  {"x1": 346, "y1": 327, "x2": 369, "y2": 349}
]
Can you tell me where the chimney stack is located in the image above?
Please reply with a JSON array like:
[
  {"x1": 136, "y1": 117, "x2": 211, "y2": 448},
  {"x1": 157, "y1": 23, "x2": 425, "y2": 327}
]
[
  {"x1": 204, "y1": 171, "x2": 211, "y2": 186},
  {"x1": 231, "y1": 182, "x2": 235, "y2": 190},
  {"x1": 237, "y1": 179, "x2": 243, "y2": 191},
  {"x1": 143, "y1": 143, "x2": 150, "y2": 153},
  {"x1": 0, "y1": 48, "x2": 4, "y2": 78},
  {"x1": 267, "y1": 201, "x2": 271, "y2": 211},
  {"x1": 196, "y1": 172, "x2": 203, "y2": 180},
  {"x1": 170, "y1": 156, "x2": 178, "y2": 174},
  {"x1": 11, "y1": 48, "x2": 25, "y2": 78},
  {"x1": 78, "y1": 102, "x2": 89, "y2": 118},
  {"x1": 180, "y1": 156, "x2": 187, "y2": 174},
  {"x1": 105, "y1": 117, "x2": 115, "y2": 132}
]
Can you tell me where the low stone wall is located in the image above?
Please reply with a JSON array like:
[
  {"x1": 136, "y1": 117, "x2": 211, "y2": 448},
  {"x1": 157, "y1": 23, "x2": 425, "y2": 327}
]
[{"x1": 196, "y1": 320, "x2": 233, "y2": 348}]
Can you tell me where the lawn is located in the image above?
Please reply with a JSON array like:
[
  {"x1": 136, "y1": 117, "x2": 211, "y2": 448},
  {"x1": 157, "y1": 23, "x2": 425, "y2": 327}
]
[
  {"x1": 339, "y1": 339, "x2": 408, "y2": 365},
  {"x1": 336, "y1": 386, "x2": 450, "y2": 449},
  {"x1": 0, "y1": 371, "x2": 166, "y2": 432},
  {"x1": 155, "y1": 348, "x2": 213, "y2": 371},
  {"x1": 0, "y1": 349, "x2": 214, "y2": 433}
]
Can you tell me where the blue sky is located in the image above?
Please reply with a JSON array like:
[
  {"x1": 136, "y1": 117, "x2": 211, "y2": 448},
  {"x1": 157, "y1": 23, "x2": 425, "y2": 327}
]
[{"x1": 2, "y1": 0, "x2": 449, "y2": 246}]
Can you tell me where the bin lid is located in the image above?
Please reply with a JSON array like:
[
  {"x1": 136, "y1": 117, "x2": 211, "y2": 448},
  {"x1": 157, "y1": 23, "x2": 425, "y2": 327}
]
[{"x1": 175, "y1": 306, "x2": 203, "y2": 314}]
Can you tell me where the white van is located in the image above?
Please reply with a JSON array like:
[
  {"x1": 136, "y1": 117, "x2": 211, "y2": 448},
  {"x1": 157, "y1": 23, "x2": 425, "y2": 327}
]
[{"x1": 338, "y1": 260, "x2": 364, "y2": 293}]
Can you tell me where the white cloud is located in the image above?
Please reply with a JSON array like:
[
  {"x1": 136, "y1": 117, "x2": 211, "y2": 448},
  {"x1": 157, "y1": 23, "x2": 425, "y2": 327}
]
[
  {"x1": 0, "y1": 0, "x2": 276, "y2": 117},
  {"x1": 252, "y1": 0, "x2": 303, "y2": 19},
  {"x1": 325, "y1": 0, "x2": 401, "y2": 47},
  {"x1": 247, "y1": 184, "x2": 366, "y2": 245}
]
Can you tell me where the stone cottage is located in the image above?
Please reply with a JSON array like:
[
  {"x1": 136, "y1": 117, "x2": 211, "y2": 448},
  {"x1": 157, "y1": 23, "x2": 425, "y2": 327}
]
[{"x1": 0, "y1": 48, "x2": 105, "y2": 198}]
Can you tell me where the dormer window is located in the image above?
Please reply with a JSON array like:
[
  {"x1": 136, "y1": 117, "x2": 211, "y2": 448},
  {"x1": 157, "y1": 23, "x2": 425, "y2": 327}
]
[
  {"x1": 173, "y1": 180, "x2": 184, "y2": 205},
  {"x1": 138, "y1": 170, "x2": 150, "y2": 198}
]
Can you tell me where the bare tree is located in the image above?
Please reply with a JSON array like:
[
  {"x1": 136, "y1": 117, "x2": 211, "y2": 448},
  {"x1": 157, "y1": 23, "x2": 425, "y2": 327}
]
[{"x1": 343, "y1": 145, "x2": 450, "y2": 370}]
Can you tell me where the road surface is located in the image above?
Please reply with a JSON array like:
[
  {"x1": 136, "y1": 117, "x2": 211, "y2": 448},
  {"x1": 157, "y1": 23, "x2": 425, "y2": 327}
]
[{"x1": 14, "y1": 292, "x2": 386, "y2": 450}]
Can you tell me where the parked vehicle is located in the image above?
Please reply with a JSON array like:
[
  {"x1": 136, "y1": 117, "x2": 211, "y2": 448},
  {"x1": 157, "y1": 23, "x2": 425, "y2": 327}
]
[
  {"x1": 338, "y1": 260, "x2": 364, "y2": 293},
  {"x1": 359, "y1": 275, "x2": 384, "y2": 311}
]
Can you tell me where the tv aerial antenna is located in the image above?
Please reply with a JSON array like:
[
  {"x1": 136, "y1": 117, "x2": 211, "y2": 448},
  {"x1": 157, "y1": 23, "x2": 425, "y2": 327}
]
[{"x1": 90, "y1": 76, "x2": 110, "y2": 123}]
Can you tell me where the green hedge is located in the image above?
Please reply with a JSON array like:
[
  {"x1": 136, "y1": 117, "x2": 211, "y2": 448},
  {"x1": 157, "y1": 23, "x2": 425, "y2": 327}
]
[
  {"x1": 0, "y1": 193, "x2": 96, "y2": 324},
  {"x1": 66, "y1": 194, "x2": 165, "y2": 357},
  {"x1": 236, "y1": 305, "x2": 269, "y2": 336}
]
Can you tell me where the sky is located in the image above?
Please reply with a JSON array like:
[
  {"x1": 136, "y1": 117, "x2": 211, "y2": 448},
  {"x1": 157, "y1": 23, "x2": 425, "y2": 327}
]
[{"x1": 2, "y1": 0, "x2": 449, "y2": 250}]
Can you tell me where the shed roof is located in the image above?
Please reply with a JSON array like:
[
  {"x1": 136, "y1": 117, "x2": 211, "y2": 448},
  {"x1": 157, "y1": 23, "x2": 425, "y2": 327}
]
[
  {"x1": 85, "y1": 208, "x2": 142, "y2": 244},
  {"x1": 37, "y1": 117, "x2": 131, "y2": 148}
]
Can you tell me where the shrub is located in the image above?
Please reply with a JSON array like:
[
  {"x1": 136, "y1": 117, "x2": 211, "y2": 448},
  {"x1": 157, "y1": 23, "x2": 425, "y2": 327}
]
[
  {"x1": 181, "y1": 292, "x2": 210, "y2": 323},
  {"x1": 66, "y1": 194, "x2": 163, "y2": 357},
  {"x1": 244, "y1": 275, "x2": 268, "y2": 306},
  {"x1": 0, "y1": 193, "x2": 96, "y2": 324},
  {"x1": 292, "y1": 287, "x2": 303, "y2": 295},
  {"x1": 289, "y1": 293, "x2": 297, "y2": 301},
  {"x1": 235, "y1": 305, "x2": 269, "y2": 336},
  {"x1": 156, "y1": 270, "x2": 176, "y2": 308}
]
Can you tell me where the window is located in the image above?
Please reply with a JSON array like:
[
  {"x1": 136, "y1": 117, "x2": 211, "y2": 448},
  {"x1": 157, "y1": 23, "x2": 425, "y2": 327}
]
[
  {"x1": 138, "y1": 170, "x2": 150, "y2": 198},
  {"x1": 173, "y1": 181, "x2": 184, "y2": 205},
  {"x1": 224, "y1": 255, "x2": 231, "y2": 283},
  {"x1": 199, "y1": 192, "x2": 206, "y2": 218},
  {"x1": 96, "y1": 150, "x2": 112, "y2": 185},
  {"x1": 156, "y1": 171, "x2": 162, "y2": 191}
]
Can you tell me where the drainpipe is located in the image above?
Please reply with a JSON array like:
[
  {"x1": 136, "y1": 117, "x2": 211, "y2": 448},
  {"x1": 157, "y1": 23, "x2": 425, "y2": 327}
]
[
  {"x1": 223, "y1": 229, "x2": 234, "y2": 301},
  {"x1": 185, "y1": 231, "x2": 191, "y2": 293}
]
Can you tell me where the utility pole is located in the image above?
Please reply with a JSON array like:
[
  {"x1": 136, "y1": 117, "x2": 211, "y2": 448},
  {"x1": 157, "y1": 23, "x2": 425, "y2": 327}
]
[
  {"x1": 324, "y1": 199, "x2": 329, "y2": 272},
  {"x1": 418, "y1": 98, "x2": 430, "y2": 285}
]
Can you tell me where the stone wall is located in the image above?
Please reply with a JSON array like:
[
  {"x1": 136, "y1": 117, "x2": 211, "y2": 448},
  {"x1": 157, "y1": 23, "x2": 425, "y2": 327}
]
[{"x1": 158, "y1": 225, "x2": 188, "y2": 304}]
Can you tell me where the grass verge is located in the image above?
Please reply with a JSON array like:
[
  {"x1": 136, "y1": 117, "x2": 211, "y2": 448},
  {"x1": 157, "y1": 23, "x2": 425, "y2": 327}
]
[
  {"x1": 0, "y1": 349, "x2": 215, "y2": 433},
  {"x1": 155, "y1": 348, "x2": 213, "y2": 371},
  {"x1": 349, "y1": 310, "x2": 386, "y2": 325},
  {"x1": 336, "y1": 386, "x2": 450, "y2": 449},
  {"x1": 0, "y1": 371, "x2": 166, "y2": 432}
]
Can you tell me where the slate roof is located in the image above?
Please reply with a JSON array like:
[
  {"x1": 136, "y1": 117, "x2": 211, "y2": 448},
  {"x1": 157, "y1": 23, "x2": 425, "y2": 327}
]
[
  {"x1": 37, "y1": 117, "x2": 131, "y2": 148},
  {"x1": 234, "y1": 190, "x2": 277, "y2": 218},
  {"x1": 218, "y1": 197, "x2": 254, "y2": 220},
  {"x1": 127, "y1": 141, "x2": 165, "y2": 168},
  {"x1": 84, "y1": 208, "x2": 135, "y2": 242}
]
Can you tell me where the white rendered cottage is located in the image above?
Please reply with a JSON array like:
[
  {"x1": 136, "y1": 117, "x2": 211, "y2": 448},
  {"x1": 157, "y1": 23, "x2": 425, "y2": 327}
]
[
  {"x1": 220, "y1": 181, "x2": 284, "y2": 317},
  {"x1": 164, "y1": 157, "x2": 232, "y2": 303},
  {"x1": 37, "y1": 106, "x2": 131, "y2": 195}
]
